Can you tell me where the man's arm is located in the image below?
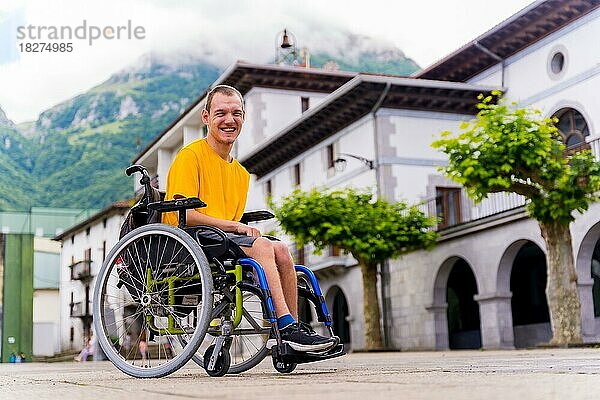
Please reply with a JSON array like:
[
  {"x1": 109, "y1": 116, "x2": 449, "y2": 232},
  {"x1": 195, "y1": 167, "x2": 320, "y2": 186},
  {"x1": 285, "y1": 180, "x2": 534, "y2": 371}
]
[{"x1": 185, "y1": 208, "x2": 261, "y2": 237}]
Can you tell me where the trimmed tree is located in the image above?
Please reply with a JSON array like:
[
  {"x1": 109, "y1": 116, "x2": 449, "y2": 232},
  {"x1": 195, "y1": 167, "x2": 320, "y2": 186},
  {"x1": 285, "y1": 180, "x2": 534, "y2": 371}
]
[
  {"x1": 432, "y1": 92, "x2": 600, "y2": 346},
  {"x1": 271, "y1": 188, "x2": 437, "y2": 350}
]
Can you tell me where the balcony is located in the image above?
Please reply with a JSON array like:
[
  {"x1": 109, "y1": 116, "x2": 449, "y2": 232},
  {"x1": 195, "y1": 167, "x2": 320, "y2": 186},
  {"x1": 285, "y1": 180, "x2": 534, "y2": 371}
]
[
  {"x1": 69, "y1": 260, "x2": 92, "y2": 281},
  {"x1": 419, "y1": 136, "x2": 600, "y2": 231},
  {"x1": 70, "y1": 301, "x2": 92, "y2": 318}
]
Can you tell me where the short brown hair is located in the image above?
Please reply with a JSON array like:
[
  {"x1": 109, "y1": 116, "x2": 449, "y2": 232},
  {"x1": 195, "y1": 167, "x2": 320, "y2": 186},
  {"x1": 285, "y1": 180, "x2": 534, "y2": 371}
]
[{"x1": 205, "y1": 85, "x2": 244, "y2": 112}]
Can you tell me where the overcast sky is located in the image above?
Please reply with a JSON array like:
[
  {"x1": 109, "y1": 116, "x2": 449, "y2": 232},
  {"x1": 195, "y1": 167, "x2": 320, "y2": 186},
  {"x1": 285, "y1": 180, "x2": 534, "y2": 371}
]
[{"x1": 0, "y1": 0, "x2": 534, "y2": 124}]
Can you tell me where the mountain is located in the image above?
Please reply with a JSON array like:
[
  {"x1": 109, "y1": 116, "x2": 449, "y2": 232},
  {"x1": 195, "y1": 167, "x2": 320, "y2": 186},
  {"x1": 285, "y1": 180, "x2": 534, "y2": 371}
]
[
  {"x1": 309, "y1": 33, "x2": 420, "y2": 76},
  {"x1": 1, "y1": 38, "x2": 420, "y2": 211},
  {"x1": 28, "y1": 60, "x2": 222, "y2": 209}
]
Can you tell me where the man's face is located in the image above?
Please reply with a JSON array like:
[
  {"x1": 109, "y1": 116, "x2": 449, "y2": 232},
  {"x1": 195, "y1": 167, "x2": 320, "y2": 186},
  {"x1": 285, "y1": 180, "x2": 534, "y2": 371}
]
[{"x1": 202, "y1": 93, "x2": 245, "y2": 145}]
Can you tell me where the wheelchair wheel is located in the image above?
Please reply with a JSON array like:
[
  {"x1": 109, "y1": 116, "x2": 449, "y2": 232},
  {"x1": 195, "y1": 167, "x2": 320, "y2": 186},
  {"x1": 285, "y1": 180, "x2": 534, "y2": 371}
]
[
  {"x1": 272, "y1": 357, "x2": 297, "y2": 373},
  {"x1": 93, "y1": 224, "x2": 213, "y2": 378},
  {"x1": 184, "y1": 287, "x2": 271, "y2": 374},
  {"x1": 203, "y1": 344, "x2": 231, "y2": 377}
]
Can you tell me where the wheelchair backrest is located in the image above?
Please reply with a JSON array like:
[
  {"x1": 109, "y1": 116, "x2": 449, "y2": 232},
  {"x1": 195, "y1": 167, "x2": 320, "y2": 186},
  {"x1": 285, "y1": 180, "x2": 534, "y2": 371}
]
[{"x1": 119, "y1": 186, "x2": 165, "y2": 239}]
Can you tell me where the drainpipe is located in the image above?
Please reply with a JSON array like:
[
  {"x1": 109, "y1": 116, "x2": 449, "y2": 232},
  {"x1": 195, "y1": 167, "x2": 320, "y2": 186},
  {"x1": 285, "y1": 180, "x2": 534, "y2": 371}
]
[
  {"x1": 473, "y1": 41, "x2": 505, "y2": 88},
  {"x1": 371, "y1": 82, "x2": 392, "y2": 349}
]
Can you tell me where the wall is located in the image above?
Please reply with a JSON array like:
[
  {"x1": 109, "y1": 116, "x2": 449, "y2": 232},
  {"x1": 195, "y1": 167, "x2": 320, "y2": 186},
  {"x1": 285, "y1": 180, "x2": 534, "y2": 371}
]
[
  {"x1": 58, "y1": 211, "x2": 126, "y2": 352},
  {"x1": 1, "y1": 234, "x2": 34, "y2": 362}
]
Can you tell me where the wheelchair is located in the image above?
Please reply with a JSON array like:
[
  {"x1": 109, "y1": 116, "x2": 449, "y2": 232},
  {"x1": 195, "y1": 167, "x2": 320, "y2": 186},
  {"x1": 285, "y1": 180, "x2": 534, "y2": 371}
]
[{"x1": 92, "y1": 165, "x2": 345, "y2": 378}]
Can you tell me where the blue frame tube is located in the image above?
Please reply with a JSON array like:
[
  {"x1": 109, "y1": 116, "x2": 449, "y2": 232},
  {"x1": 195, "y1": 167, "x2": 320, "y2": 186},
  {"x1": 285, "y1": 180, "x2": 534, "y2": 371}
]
[
  {"x1": 295, "y1": 265, "x2": 332, "y2": 326},
  {"x1": 239, "y1": 258, "x2": 277, "y2": 322}
]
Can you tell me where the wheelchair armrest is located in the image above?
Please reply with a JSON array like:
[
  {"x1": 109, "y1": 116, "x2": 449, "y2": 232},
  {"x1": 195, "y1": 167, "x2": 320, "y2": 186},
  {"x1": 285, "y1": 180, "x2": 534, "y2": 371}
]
[
  {"x1": 240, "y1": 210, "x2": 274, "y2": 224},
  {"x1": 184, "y1": 225, "x2": 229, "y2": 260},
  {"x1": 147, "y1": 197, "x2": 207, "y2": 213}
]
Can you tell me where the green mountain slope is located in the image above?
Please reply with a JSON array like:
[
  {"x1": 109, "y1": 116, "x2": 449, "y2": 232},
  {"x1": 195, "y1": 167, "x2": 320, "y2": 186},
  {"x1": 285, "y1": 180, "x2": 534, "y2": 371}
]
[{"x1": 30, "y1": 61, "x2": 222, "y2": 209}]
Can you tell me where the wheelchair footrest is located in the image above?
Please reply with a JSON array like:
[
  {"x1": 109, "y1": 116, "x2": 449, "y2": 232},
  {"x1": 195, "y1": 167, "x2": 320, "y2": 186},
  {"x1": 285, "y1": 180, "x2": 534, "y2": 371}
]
[{"x1": 276, "y1": 342, "x2": 346, "y2": 364}]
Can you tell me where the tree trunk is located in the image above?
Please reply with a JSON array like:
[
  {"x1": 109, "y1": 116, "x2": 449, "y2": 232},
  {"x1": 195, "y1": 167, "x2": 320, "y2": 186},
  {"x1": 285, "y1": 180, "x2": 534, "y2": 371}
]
[
  {"x1": 359, "y1": 261, "x2": 383, "y2": 350},
  {"x1": 539, "y1": 220, "x2": 582, "y2": 346}
]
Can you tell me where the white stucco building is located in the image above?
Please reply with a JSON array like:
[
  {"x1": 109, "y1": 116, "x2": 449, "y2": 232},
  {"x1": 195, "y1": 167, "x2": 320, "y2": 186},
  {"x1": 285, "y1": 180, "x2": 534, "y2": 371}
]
[
  {"x1": 133, "y1": 0, "x2": 600, "y2": 351},
  {"x1": 53, "y1": 202, "x2": 129, "y2": 354}
]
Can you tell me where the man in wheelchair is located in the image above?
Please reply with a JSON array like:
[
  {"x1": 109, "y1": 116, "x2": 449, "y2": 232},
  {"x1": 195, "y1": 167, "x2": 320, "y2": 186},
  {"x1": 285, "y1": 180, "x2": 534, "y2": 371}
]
[{"x1": 161, "y1": 84, "x2": 337, "y2": 353}]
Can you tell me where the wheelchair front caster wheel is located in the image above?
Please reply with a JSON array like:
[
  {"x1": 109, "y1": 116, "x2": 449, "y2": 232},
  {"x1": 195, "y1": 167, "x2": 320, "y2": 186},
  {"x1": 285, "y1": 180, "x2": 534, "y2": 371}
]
[
  {"x1": 203, "y1": 344, "x2": 231, "y2": 377},
  {"x1": 273, "y1": 358, "x2": 297, "y2": 373}
]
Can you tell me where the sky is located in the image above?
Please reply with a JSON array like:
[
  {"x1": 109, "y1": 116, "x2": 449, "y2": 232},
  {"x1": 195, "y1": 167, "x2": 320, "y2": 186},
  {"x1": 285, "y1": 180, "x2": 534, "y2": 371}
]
[{"x1": 0, "y1": 0, "x2": 535, "y2": 124}]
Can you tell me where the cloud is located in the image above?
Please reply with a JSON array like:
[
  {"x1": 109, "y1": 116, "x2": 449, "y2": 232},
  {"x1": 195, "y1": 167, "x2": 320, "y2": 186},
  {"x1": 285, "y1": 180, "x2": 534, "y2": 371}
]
[{"x1": 0, "y1": 0, "x2": 534, "y2": 123}]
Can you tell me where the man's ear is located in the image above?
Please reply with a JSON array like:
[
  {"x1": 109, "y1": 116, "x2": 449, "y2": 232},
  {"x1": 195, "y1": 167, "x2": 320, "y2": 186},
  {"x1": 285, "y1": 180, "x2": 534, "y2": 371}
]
[{"x1": 201, "y1": 108, "x2": 209, "y2": 125}]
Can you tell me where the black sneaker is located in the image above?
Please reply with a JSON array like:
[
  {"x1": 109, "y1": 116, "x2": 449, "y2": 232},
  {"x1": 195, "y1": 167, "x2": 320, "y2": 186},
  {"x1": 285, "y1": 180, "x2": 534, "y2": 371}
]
[
  {"x1": 279, "y1": 322, "x2": 336, "y2": 352},
  {"x1": 299, "y1": 322, "x2": 341, "y2": 347}
]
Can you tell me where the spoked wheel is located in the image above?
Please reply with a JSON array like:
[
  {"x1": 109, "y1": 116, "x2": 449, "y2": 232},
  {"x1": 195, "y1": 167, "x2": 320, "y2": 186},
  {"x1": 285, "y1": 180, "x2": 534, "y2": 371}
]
[
  {"x1": 184, "y1": 286, "x2": 271, "y2": 374},
  {"x1": 272, "y1": 357, "x2": 297, "y2": 373},
  {"x1": 203, "y1": 344, "x2": 231, "y2": 377},
  {"x1": 93, "y1": 224, "x2": 213, "y2": 378}
]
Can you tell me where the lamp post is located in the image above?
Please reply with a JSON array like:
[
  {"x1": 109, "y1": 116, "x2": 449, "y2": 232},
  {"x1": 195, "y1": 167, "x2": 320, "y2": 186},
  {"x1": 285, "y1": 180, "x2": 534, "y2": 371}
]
[
  {"x1": 333, "y1": 151, "x2": 392, "y2": 349},
  {"x1": 333, "y1": 153, "x2": 375, "y2": 171}
]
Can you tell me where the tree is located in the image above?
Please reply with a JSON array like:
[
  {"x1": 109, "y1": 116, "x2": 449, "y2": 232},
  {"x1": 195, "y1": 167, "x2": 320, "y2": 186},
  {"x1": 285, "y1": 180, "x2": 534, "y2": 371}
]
[
  {"x1": 271, "y1": 188, "x2": 437, "y2": 350},
  {"x1": 432, "y1": 92, "x2": 600, "y2": 346}
]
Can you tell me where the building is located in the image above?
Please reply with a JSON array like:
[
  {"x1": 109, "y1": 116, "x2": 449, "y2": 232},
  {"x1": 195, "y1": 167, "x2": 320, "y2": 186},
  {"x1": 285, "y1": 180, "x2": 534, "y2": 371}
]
[
  {"x1": 133, "y1": 0, "x2": 600, "y2": 350},
  {"x1": 53, "y1": 202, "x2": 129, "y2": 355},
  {"x1": 0, "y1": 208, "x2": 95, "y2": 361}
]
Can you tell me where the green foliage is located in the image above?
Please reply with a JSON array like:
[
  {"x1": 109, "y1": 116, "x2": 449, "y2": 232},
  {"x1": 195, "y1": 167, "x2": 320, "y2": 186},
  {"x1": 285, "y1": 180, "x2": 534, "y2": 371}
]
[
  {"x1": 432, "y1": 92, "x2": 600, "y2": 225},
  {"x1": 271, "y1": 188, "x2": 437, "y2": 266}
]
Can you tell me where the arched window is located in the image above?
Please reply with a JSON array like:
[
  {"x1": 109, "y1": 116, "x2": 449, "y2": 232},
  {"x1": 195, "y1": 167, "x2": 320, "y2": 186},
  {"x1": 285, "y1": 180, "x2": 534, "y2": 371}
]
[{"x1": 552, "y1": 108, "x2": 590, "y2": 151}]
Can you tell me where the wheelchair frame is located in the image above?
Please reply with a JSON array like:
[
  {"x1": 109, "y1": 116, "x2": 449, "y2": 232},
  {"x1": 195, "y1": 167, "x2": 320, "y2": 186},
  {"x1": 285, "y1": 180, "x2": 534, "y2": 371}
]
[{"x1": 93, "y1": 165, "x2": 345, "y2": 378}]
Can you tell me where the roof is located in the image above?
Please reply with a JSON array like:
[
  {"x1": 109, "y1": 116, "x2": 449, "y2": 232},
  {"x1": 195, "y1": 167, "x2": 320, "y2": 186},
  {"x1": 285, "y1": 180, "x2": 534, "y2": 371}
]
[
  {"x1": 52, "y1": 201, "x2": 131, "y2": 241},
  {"x1": 415, "y1": 0, "x2": 600, "y2": 82},
  {"x1": 239, "y1": 74, "x2": 499, "y2": 177},
  {"x1": 133, "y1": 61, "x2": 356, "y2": 163}
]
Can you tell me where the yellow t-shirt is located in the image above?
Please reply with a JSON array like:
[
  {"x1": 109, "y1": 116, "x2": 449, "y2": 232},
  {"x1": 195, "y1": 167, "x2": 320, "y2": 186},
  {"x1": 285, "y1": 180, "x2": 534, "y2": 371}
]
[{"x1": 162, "y1": 139, "x2": 250, "y2": 226}]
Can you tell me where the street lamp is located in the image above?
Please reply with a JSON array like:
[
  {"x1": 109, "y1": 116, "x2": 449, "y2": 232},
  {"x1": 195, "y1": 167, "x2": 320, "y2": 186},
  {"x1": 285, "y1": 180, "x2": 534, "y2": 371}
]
[{"x1": 334, "y1": 153, "x2": 375, "y2": 172}]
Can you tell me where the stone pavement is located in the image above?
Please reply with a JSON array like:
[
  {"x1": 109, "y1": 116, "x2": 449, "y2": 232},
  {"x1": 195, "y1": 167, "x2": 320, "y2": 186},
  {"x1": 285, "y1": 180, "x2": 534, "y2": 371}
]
[{"x1": 1, "y1": 348, "x2": 600, "y2": 400}]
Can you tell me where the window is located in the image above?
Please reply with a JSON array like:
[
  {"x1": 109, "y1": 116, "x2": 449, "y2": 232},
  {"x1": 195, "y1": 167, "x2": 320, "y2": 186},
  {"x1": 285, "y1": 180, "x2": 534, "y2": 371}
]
[
  {"x1": 85, "y1": 227, "x2": 90, "y2": 236},
  {"x1": 552, "y1": 108, "x2": 590, "y2": 152},
  {"x1": 293, "y1": 163, "x2": 301, "y2": 186},
  {"x1": 265, "y1": 179, "x2": 272, "y2": 197},
  {"x1": 436, "y1": 187, "x2": 461, "y2": 229},
  {"x1": 295, "y1": 243, "x2": 305, "y2": 265},
  {"x1": 71, "y1": 235, "x2": 74, "y2": 244},
  {"x1": 102, "y1": 218, "x2": 107, "y2": 228},
  {"x1": 550, "y1": 52, "x2": 565, "y2": 74},
  {"x1": 547, "y1": 46, "x2": 568, "y2": 79},
  {"x1": 301, "y1": 97, "x2": 310, "y2": 113},
  {"x1": 326, "y1": 144, "x2": 335, "y2": 169},
  {"x1": 329, "y1": 245, "x2": 341, "y2": 257},
  {"x1": 84, "y1": 248, "x2": 91, "y2": 261}
]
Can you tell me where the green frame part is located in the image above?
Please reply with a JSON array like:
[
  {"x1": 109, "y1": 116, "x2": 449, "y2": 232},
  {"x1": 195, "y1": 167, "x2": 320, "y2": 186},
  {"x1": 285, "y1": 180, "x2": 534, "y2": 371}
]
[{"x1": 141, "y1": 264, "x2": 244, "y2": 336}]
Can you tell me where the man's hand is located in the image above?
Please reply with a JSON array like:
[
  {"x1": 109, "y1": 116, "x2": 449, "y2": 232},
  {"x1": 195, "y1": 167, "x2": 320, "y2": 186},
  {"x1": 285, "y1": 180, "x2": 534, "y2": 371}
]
[{"x1": 234, "y1": 222, "x2": 261, "y2": 237}]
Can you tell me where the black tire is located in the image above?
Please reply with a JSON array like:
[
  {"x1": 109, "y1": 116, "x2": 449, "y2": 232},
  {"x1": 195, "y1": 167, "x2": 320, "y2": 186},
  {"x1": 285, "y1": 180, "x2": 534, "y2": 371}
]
[
  {"x1": 184, "y1": 287, "x2": 271, "y2": 374},
  {"x1": 203, "y1": 344, "x2": 231, "y2": 377},
  {"x1": 272, "y1": 357, "x2": 297, "y2": 373},
  {"x1": 93, "y1": 224, "x2": 213, "y2": 378}
]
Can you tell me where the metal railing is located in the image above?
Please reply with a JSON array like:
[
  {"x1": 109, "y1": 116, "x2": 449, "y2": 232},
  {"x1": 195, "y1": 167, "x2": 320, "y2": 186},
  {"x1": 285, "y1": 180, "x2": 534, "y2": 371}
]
[
  {"x1": 69, "y1": 260, "x2": 92, "y2": 280},
  {"x1": 70, "y1": 301, "x2": 92, "y2": 318},
  {"x1": 418, "y1": 136, "x2": 600, "y2": 231}
]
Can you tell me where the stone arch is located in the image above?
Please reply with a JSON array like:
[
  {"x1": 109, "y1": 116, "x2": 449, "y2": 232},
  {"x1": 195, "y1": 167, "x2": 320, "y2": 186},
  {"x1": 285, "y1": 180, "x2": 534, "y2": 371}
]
[
  {"x1": 546, "y1": 101, "x2": 595, "y2": 140},
  {"x1": 500, "y1": 240, "x2": 551, "y2": 348},
  {"x1": 575, "y1": 221, "x2": 600, "y2": 340},
  {"x1": 325, "y1": 285, "x2": 351, "y2": 345},
  {"x1": 431, "y1": 256, "x2": 481, "y2": 350}
]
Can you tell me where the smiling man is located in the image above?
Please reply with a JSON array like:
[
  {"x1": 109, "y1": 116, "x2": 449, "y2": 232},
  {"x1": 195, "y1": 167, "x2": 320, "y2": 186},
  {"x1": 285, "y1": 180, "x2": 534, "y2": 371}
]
[{"x1": 162, "y1": 84, "x2": 337, "y2": 352}]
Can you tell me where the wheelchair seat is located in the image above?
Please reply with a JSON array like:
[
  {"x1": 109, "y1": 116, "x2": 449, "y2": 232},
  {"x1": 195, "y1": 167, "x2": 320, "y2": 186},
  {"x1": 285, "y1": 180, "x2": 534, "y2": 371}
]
[{"x1": 183, "y1": 225, "x2": 247, "y2": 262}]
